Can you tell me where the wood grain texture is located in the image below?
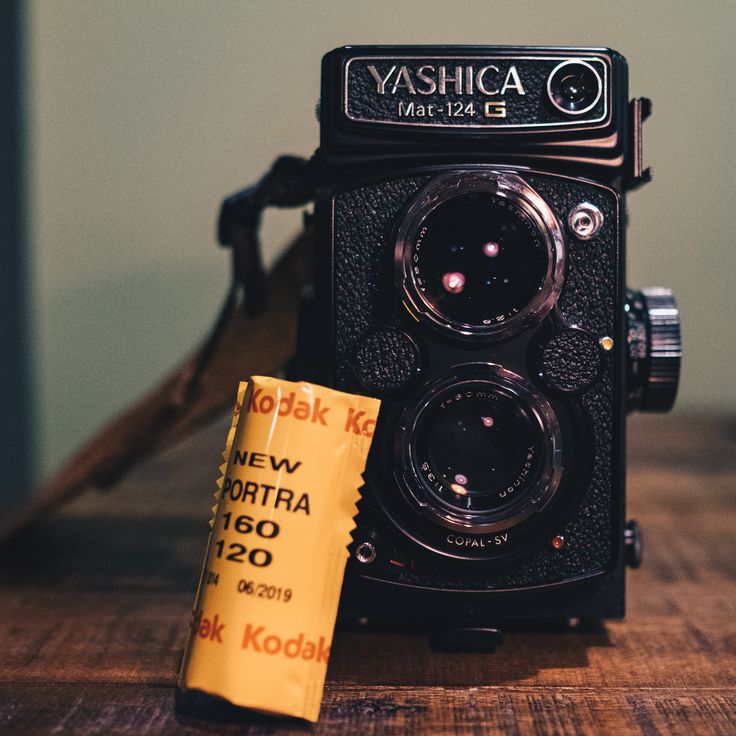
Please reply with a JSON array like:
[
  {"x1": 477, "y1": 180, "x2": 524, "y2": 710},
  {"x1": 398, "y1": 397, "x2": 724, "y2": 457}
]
[
  {"x1": 0, "y1": 414, "x2": 734, "y2": 735},
  {"x1": 1, "y1": 684, "x2": 734, "y2": 736}
]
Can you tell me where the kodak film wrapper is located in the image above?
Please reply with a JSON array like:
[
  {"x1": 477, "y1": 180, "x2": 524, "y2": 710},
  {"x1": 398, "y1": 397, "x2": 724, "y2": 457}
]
[{"x1": 179, "y1": 376, "x2": 380, "y2": 722}]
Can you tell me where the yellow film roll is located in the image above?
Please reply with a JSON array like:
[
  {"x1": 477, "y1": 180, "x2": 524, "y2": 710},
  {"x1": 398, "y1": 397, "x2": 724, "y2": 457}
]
[{"x1": 179, "y1": 376, "x2": 380, "y2": 722}]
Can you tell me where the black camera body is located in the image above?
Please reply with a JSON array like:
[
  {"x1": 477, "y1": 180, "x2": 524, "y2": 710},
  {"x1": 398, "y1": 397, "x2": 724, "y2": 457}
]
[{"x1": 297, "y1": 46, "x2": 681, "y2": 630}]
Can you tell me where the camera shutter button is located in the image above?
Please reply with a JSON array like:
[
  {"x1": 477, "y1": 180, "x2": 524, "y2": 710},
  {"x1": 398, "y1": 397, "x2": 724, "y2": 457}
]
[{"x1": 352, "y1": 327, "x2": 421, "y2": 394}]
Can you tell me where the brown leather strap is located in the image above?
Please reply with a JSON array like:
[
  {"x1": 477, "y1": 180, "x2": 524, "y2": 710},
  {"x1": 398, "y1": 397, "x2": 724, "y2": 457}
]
[
  {"x1": 219, "y1": 155, "x2": 315, "y2": 315},
  {"x1": 0, "y1": 158, "x2": 315, "y2": 543}
]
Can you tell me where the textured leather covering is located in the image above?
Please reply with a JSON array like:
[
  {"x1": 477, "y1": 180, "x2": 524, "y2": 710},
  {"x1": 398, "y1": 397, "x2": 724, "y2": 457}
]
[
  {"x1": 333, "y1": 175, "x2": 429, "y2": 387},
  {"x1": 539, "y1": 329, "x2": 602, "y2": 393},
  {"x1": 332, "y1": 169, "x2": 620, "y2": 593},
  {"x1": 353, "y1": 327, "x2": 421, "y2": 393}
]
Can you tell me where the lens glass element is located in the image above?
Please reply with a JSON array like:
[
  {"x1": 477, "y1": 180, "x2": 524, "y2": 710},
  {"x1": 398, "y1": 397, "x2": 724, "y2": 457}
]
[
  {"x1": 412, "y1": 192, "x2": 548, "y2": 329},
  {"x1": 412, "y1": 384, "x2": 545, "y2": 517}
]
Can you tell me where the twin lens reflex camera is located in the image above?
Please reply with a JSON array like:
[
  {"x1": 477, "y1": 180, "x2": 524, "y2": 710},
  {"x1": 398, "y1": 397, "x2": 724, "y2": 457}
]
[{"x1": 291, "y1": 45, "x2": 682, "y2": 641}]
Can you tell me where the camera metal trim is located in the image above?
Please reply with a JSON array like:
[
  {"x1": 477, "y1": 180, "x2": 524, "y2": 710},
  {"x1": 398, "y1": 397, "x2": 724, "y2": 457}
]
[
  {"x1": 342, "y1": 54, "x2": 609, "y2": 129},
  {"x1": 395, "y1": 170, "x2": 566, "y2": 341}
]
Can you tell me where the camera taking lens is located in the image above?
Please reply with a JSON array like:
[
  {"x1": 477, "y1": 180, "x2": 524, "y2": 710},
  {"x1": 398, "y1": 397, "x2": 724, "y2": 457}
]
[
  {"x1": 547, "y1": 59, "x2": 603, "y2": 115},
  {"x1": 397, "y1": 365, "x2": 563, "y2": 534}
]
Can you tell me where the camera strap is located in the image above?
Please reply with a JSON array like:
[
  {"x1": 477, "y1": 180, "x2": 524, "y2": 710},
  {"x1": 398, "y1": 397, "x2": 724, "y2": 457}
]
[{"x1": 0, "y1": 156, "x2": 316, "y2": 542}]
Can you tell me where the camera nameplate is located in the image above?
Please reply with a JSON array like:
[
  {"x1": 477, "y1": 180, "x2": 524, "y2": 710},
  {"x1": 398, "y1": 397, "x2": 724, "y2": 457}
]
[{"x1": 343, "y1": 54, "x2": 609, "y2": 130}]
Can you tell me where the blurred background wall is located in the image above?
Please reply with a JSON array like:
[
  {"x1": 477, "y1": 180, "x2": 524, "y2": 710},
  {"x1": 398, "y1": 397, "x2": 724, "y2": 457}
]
[{"x1": 23, "y1": 0, "x2": 735, "y2": 480}]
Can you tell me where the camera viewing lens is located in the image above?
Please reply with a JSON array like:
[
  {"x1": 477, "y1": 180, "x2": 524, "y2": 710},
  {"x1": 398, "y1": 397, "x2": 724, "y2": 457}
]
[
  {"x1": 547, "y1": 60, "x2": 602, "y2": 115},
  {"x1": 398, "y1": 366, "x2": 563, "y2": 533},
  {"x1": 396, "y1": 172, "x2": 565, "y2": 340},
  {"x1": 412, "y1": 192, "x2": 549, "y2": 329}
]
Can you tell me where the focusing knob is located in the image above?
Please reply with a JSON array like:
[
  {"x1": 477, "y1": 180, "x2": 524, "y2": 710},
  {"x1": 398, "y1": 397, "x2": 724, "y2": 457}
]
[{"x1": 626, "y1": 288, "x2": 682, "y2": 412}]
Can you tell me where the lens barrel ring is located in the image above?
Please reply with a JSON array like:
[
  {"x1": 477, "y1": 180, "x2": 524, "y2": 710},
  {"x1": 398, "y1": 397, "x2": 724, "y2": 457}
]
[{"x1": 395, "y1": 170, "x2": 565, "y2": 341}]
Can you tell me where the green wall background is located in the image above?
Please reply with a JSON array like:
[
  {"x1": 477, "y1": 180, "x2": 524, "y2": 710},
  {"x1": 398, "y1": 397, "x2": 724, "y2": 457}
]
[{"x1": 27, "y1": 0, "x2": 735, "y2": 478}]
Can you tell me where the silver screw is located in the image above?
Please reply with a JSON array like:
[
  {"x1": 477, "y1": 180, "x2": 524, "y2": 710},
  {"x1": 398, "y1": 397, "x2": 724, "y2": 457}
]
[
  {"x1": 355, "y1": 541, "x2": 377, "y2": 565},
  {"x1": 568, "y1": 202, "x2": 604, "y2": 240}
]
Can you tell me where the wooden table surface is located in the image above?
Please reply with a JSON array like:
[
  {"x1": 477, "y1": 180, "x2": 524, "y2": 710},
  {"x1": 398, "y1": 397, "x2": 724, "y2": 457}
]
[{"x1": 1, "y1": 413, "x2": 734, "y2": 735}]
